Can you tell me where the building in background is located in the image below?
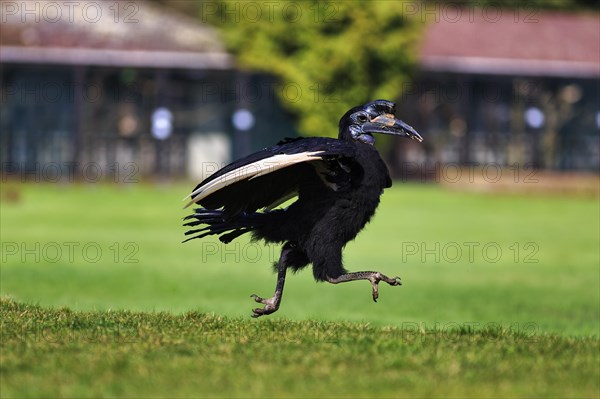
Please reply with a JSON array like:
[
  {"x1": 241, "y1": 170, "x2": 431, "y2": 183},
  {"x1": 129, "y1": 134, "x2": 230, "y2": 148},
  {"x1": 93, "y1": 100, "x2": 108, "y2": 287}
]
[
  {"x1": 1, "y1": 1, "x2": 297, "y2": 181},
  {"x1": 2, "y1": 3, "x2": 598, "y2": 181},
  {"x1": 394, "y1": 10, "x2": 599, "y2": 177}
]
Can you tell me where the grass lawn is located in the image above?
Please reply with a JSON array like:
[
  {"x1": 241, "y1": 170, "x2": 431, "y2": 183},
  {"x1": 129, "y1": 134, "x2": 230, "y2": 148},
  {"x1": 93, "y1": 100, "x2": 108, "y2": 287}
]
[
  {"x1": 2, "y1": 298, "x2": 598, "y2": 398},
  {"x1": 1, "y1": 181, "x2": 599, "y2": 397}
]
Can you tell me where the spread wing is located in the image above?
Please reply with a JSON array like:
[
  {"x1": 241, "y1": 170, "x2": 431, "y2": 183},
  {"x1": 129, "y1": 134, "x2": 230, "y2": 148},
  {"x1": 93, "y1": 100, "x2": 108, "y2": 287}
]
[{"x1": 183, "y1": 137, "x2": 362, "y2": 218}]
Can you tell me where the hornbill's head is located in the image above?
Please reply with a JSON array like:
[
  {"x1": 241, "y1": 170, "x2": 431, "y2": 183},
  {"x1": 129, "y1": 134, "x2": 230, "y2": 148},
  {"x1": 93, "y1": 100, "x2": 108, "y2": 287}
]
[{"x1": 338, "y1": 100, "x2": 423, "y2": 145}]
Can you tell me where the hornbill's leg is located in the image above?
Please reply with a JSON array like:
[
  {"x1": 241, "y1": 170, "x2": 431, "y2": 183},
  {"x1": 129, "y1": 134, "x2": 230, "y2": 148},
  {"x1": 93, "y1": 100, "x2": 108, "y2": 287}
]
[
  {"x1": 326, "y1": 272, "x2": 401, "y2": 302},
  {"x1": 250, "y1": 243, "x2": 293, "y2": 318}
]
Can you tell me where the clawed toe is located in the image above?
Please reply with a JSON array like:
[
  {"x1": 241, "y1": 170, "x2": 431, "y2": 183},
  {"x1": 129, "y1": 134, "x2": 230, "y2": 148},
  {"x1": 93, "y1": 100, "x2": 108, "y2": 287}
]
[
  {"x1": 369, "y1": 273, "x2": 402, "y2": 302},
  {"x1": 250, "y1": 294, "x2": 266, "y2": 304},
  {"x1": 389, "y1": 276, "x2": 402, "y2": 286},
  {"x1": 375, "y1": 273, "x2": 401, "y2": 286},
  {"x1": 250, "y1": 294, "x2": 280, "y2": 318},
  {"x1": 251, "y1": 304, "x2": 278, "y2": 318}
]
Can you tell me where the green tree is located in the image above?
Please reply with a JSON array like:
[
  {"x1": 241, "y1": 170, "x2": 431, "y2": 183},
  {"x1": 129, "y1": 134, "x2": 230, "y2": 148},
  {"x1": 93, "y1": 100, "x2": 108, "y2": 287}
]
[{"x1": 201, "y1": 1, "x2": 423, "y2": 137}]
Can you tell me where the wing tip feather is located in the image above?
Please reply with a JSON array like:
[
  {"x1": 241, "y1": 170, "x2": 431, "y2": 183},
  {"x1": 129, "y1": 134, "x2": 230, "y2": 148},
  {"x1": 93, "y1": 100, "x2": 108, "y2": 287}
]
[{"x1": 182, "y1": 150, "x2": 325, "y2": 209}]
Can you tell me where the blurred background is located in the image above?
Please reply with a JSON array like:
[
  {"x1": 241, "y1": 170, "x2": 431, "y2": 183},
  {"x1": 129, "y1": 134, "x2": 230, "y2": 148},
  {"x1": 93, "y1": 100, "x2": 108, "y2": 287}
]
[
  {"x1": 1, "y1": 1, "x2": 598, "y2": 334},
  {"x1": 2, "y1": 0, "x2": 599, "y2": 180}
]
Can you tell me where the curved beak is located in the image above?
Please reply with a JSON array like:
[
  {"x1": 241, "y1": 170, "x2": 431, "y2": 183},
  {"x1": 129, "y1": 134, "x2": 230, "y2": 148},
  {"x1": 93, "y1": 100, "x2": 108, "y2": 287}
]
[{"x1": 362, "y1": 114, "x2": 423, "y2": 142}]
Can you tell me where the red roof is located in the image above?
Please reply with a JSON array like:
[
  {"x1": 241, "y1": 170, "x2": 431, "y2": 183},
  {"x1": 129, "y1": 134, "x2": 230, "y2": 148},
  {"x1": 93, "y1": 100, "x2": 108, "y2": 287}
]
[
  {"x1": 0, "y1": 0, "x2": 231, "y2": 69},
  {"x1": 420, "y1": 10, "x2": 600, "y2": 77}
]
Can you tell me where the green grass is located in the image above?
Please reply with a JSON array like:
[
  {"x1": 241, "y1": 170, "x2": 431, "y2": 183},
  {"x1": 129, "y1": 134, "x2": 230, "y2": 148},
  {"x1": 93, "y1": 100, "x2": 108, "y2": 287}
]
[
  {"x1": 1, "y1": 298, "x2": 599, "y2": 398},
  {"x1": 1, "y1": 182, "x2": 598, "y2": 334},
  {"x1": 1, "y1": 182, "x2": 599, "y2": 397}
]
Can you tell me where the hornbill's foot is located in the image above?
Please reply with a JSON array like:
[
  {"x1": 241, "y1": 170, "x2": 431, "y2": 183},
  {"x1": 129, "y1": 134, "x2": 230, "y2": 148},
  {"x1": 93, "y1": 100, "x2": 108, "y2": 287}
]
[
  {"x1": 369, "y1": 272, "x2": 401, "y2": 302},
  {"x1": 250, "y1": 294, "x2": 281, "y2": 318},
  {"x1": 327, "y1": 271, "x2": 401, "y2": 303}
]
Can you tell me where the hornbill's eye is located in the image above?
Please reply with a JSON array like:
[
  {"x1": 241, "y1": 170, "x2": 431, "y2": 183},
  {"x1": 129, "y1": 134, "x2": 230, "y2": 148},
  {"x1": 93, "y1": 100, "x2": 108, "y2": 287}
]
[{"x1": 356, "y1": 114, "x2": 369, "y2": 123}]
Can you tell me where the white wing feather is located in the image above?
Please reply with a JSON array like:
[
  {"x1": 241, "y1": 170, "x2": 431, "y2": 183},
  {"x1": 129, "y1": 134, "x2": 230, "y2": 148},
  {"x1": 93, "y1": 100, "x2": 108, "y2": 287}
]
[{"x1": 183, "y1": 151, "x2": 324, "y2": 208}]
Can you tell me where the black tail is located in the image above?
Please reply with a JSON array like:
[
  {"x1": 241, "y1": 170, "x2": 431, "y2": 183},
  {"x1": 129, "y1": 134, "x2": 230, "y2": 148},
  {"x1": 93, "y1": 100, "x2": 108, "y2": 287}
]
[{"x1": 183, "y1": 209, "x2": 263, "y2": 244}]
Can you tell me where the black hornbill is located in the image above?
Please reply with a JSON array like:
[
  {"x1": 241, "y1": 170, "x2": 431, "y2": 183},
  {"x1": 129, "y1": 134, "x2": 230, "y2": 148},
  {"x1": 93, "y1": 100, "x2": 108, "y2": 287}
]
[{"x1": 183, "y1": 100, "x2": 423, "y2": 317}]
